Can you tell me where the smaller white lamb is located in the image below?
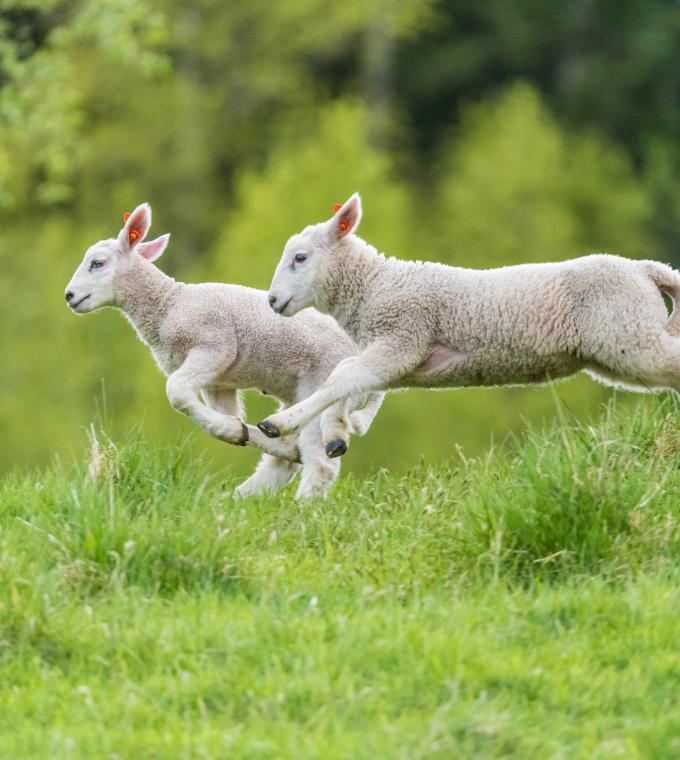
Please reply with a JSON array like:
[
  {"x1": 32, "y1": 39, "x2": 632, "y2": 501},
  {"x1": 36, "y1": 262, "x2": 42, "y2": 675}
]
[
  {"x1": 64, "y1": 202, "x2": 383, "y2": 499},
  {"x1": 257, "y1": 192, "x2": 680, "y2": 442}
]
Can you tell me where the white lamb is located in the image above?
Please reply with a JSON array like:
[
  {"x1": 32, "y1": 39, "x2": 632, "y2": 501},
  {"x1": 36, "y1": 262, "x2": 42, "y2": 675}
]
[
  {"x1": 257, "y1": 193, "x2": 680, "y2": 442},
  {"x1": 64, "y1": 202, "x2": 383, "y2": 499}
]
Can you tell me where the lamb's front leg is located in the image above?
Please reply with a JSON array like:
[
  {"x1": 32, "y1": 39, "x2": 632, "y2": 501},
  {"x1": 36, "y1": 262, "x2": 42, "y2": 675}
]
[
  {"x1": 295, "y1": 419, "x2": 341, "y2": 500},
  {"x1": 257, "y1": 342, "x2": 420, "y2": 439},
  {"x1": 203, "y1": 387, "x2": 302, "y2": 465},
  {"x1": 318, "y1": 391, "x2": 385, "y2": 458},
  {"x1": 167, "y1": 352, "x2": 300, "y2": 462}
]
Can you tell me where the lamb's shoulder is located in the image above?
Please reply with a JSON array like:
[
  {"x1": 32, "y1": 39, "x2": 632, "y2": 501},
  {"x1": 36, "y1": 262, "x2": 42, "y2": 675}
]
[
  {"x1": 355, "y1": 258, "x2": 449, "y2": 347},
  {"x1": 283, "y1": 308, "x2": 358, "y2": 370},
  {"x1": 159, "y1": 282, "x2": 241, "y2": 361}
]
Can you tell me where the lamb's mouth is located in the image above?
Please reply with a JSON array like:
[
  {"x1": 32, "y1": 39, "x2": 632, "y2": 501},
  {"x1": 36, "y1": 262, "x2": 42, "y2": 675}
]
[
  {"x1": 274, "y1": 297, "x2": 293, "y2": 315},
  {"x1": 71, "y1": 294, "x2": 91, "y2": 310}
]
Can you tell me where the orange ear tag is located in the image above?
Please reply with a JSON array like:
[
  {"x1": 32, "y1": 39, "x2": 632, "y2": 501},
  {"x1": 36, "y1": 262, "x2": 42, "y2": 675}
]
[
  {"x1": 123, "y1": 211, "x2": 139, "y2": 244},
  {"x1": 333, "y1": 203, "x2": 350, "y2": 232}
]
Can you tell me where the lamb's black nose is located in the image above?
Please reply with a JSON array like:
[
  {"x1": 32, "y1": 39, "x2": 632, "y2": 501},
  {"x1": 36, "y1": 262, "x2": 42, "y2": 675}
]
[
  {"x1": 268, "y1": 294, "x2": 277, "y2": 309},
  {"x1": 65, "y1": 291, "x2": 74, "y2": 303}
]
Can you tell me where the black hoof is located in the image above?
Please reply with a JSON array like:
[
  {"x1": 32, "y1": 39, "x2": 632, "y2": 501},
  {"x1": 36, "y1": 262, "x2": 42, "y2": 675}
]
[
  {"x1": 257, "y1": 420, "x2": 280, "y2": 438},
  {"x1": 326, "y1": 438, "x2": 348, "y2": 458},
  {"x1": 238, "y1": 422, "x2": 249, "y2": 446}
]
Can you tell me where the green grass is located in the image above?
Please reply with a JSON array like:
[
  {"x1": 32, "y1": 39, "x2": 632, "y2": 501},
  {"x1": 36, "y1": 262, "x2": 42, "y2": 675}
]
[{"x1": 2, "y1": 398, "x2": 680, "y2": 758}]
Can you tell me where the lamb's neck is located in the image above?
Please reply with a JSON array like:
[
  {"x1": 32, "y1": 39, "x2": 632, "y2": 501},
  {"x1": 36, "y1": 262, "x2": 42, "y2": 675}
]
[
  {"x1": 321, "y1": 240, "x2": 385, "y2": 341},
  {"x1": 114, "y1": 261, "x2": 179, "y2": 348}
]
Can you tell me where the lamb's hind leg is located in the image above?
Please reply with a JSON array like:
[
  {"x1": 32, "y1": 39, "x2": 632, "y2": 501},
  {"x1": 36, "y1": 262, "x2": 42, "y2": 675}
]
[
  {"x1": 590, "y1": 334, "x2": 680, "y2": 397},
  {"x1": 647, "y1": 335, "x2": 680, "y2": 397}
]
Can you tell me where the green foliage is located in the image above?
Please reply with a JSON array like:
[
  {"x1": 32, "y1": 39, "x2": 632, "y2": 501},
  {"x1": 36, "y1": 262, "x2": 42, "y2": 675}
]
[
  {"x1": 0, "y1": 0, "x2": 167, "y2": 209},
  {"x1": 2, "y1": 400, "x2": 680, "y2": 755},
  {"x1": 433, "y1": 84, "x2": 653, "y2": 267},
  {"x1": 395, "y1": 1, "x2": 680, "y2": 162}
]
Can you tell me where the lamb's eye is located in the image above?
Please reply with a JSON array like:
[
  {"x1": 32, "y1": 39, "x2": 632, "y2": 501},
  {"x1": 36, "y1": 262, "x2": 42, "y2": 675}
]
[
  {"x1": 294, "y1": 252, "x2": 308, "y2": 264},
  {"x1": 89, "y1": 259, "x2": 104, "y2": 271}
]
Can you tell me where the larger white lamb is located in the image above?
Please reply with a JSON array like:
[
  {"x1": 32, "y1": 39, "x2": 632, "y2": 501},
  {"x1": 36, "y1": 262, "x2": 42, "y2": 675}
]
[
  {"x1": 64, "y1": 202, "x2": 382, "y2": 499},
  {"x1": 257, "y1": 192, "x2": 680, "y2": 442}
]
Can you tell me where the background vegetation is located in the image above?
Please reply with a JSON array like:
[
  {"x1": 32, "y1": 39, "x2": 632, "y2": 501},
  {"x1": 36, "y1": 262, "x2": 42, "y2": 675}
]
[{"x1": 3, "y1": 0, "x2": 679, "y2": 476}]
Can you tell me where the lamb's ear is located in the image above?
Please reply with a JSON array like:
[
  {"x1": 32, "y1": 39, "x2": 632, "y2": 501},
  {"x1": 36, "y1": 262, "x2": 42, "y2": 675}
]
[
  {"x1": 137, "y1": 233, "x2": 170, "y2": 262},
  {"x1": 327, "y1": 193, "x2": 362, "y2": 240},
  {"x1": 118, "y1": 203, "x2": 151, "y2": 252}
]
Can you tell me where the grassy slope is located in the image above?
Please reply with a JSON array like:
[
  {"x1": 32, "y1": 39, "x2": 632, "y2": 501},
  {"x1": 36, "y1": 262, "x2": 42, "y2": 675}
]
[{"x1": 1, "y1": 398, "x2": 680, "y2": 758}]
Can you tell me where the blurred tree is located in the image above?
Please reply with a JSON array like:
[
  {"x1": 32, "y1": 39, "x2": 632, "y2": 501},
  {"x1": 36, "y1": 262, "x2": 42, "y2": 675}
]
[
  {"x1": 433, "y1": 83, "x2": 653, "y2": 267},
  {"x1": 0, "y1": 0, "x2": 168, "y2": 209},
  {"x1": 395, "y1": 0, "x2": 680, "y2": 159},
  {"x1": 393, "y1": 0, "x2": 680, "y2": 261}
]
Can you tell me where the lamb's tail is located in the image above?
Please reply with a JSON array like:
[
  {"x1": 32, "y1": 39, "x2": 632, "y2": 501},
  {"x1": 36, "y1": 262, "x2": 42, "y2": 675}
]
[{"x1": 644, "y1": 260, "x2": 680, "y2": 336}]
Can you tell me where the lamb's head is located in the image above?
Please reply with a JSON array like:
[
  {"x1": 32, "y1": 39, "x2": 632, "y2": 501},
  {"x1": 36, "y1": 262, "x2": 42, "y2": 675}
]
[
  {"x1": 268, "y1": 193, "x2": 362, "y2": 316},
  {"x1": 64, "y1": 202, "x2": 170, "y2": 313}
]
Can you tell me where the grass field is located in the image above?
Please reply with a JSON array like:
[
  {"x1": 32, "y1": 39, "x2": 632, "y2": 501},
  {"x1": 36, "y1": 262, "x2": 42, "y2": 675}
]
[{"x1": 2, "y1": 397, "x2": 680, "y2": 758}]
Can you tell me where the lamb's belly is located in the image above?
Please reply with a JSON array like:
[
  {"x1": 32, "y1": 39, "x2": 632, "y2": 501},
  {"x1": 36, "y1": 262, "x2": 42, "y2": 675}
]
[
  {"x1": 403, "y1": 348, "x2": 581, "y2": 389},
  {"x1": 214, "y1": 367, "x2": 296, "y2": 402}
]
